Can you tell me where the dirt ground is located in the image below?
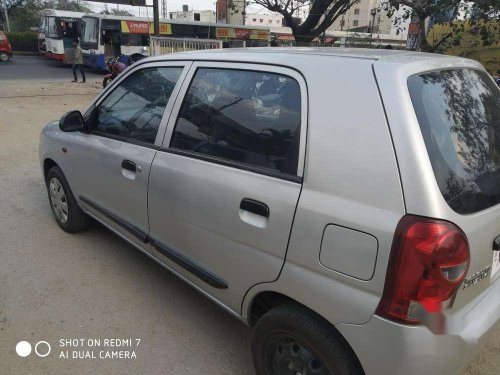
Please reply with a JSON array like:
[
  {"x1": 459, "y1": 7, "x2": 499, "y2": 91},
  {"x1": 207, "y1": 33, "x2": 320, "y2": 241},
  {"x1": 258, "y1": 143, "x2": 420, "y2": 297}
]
[{"x1": 0, "y1": 80, "x2": 498, "y2": 374}]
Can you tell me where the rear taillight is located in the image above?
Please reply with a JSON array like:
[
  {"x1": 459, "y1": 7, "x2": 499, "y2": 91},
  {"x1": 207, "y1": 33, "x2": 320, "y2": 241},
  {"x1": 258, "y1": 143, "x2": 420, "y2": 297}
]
[{"x1": 376, "y1": 215, "x2": 470, "y2": 324}]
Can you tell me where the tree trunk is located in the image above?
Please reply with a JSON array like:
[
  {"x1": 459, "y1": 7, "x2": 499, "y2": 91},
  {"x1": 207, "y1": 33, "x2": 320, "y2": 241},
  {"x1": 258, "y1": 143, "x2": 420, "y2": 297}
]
[
  {"x1": 417, "y1": 17, "x2": 431, "y2": 52},
  {"x1": 294, "y1": 34, "x2": 316, "y2": 46}
]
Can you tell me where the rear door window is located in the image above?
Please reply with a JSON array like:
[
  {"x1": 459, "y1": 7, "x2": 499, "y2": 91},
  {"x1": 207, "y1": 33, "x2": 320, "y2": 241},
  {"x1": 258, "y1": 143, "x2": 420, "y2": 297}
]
[
  {"x1": 169, "y1": 68, "x2": 302, "y2": 177},
  {"x1": 408, "y1": 69, "x2": 500, "y2": 214}
]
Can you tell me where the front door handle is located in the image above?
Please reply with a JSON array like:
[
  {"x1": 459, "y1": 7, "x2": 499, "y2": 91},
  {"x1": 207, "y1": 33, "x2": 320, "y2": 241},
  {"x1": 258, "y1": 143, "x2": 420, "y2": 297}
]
[
  {"x1": 240, "y1": 198, "x2": 270, "y2": 218},
  {"x1": 121, "y1": 160, "x2": 136, "y2": 173}
]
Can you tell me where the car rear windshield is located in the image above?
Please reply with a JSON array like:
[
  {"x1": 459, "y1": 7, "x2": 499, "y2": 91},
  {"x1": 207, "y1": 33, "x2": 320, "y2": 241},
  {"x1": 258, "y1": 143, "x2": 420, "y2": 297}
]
[{"x1": 408, "y1": 68, "x2": 500, "y2": 214}]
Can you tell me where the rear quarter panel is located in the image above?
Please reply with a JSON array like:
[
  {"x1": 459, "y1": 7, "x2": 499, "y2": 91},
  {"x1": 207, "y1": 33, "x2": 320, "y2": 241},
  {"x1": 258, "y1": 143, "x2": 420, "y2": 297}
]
[{"x1": 243, "y1": 56, "x2": 405, "y2": 325}]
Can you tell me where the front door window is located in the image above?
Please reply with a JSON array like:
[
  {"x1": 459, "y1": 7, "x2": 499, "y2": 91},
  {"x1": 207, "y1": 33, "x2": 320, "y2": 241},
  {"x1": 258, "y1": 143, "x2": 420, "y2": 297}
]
[{"x1": 92, "y1": 67, "x2": 183, "y2": 145}]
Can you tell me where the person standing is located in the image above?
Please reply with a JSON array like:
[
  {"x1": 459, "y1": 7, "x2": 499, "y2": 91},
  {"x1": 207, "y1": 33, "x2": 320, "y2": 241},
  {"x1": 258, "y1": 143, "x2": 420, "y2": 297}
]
[{"x1": 71, "y1": 38, "x2": 86, "y2": 83}]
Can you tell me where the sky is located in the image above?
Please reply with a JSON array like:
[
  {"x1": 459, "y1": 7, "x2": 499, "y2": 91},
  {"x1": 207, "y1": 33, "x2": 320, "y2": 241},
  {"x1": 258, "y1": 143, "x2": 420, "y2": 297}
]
[{"x1": 86, "y1": 1, "x2": 267, "y2": 17}]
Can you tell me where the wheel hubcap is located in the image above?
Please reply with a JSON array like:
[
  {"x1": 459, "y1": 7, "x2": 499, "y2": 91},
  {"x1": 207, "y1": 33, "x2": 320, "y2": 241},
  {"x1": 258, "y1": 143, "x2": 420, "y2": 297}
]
[
  {"x1": 0, "y1": 54, "x2": 8, "y2": 62},
  {"x1": 266, "y1": 335, "x2": 328, "y2": 375},
  {"x1": 49, "y1": 178, "x2": 69, "y2": 224}
]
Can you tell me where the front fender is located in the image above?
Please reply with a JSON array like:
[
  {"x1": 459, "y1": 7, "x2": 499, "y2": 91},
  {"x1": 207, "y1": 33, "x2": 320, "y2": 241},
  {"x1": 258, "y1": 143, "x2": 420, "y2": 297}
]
[{"x1": 39, "y1": 121, "x2": 60, "y2": 175}]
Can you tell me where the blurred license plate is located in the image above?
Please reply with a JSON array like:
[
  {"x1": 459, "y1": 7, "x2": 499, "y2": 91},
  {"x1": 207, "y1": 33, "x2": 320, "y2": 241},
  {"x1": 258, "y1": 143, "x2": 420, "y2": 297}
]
[{"x1": 492, "y1": 251, "x2": 500, "y2": 278}]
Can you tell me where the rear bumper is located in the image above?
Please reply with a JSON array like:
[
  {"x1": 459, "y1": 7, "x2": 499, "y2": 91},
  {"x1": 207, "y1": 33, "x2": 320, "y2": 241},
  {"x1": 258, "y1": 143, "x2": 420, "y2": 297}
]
[{"x1": 337, "y1": 280, "x2": 500, "y2": 374}]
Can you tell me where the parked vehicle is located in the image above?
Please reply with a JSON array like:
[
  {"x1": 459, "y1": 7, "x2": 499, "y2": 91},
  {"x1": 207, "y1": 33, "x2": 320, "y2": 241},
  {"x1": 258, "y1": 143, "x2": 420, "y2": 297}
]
[
  {"x1": 0, "y1": 31, "x2": 13, "y2": 62},
  {"x1": 102, "y1": 57, "x2": 127, "y2": 88},
  {"x1": 39, "y1": 48, "x2": 500, "y2": 375}
]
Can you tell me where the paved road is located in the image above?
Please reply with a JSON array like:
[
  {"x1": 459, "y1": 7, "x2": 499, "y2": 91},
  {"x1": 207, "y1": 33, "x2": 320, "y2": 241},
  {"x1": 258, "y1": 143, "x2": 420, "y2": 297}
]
[{"x1": 0, "y1": 55, "x2": 103, "y2": 82}]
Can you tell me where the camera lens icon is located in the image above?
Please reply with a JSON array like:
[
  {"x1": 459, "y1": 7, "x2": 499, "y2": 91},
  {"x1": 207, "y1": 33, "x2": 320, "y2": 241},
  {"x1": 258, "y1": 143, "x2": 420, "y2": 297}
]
[
  {"x1": 16, "y1": 341, "x2": 51, "y2": 357},
  {"x1": 35, "y1": 341, "x2": 51, "y2": 357}
]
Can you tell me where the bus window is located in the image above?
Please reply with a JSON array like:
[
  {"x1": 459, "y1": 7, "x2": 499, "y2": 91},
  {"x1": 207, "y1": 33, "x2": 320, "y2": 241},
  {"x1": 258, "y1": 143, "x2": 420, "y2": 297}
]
[
  {"x1": 62, "y1": 21, "x2": 78, "y2": 39},
  {"x1": 47, "y1": 17, "x2": 61, "y2": 39},
  {"x1": 81, "y1": 17, "x2": 99, "y2": 50},
  {"x1": 121, "y1": 33, "x2": 149, "y2": 47}
]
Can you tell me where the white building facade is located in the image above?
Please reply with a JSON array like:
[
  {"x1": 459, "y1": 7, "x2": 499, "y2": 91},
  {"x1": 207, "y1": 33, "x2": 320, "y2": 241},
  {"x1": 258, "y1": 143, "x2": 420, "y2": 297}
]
[
  {"x1": 329, "y1": 0, "x2": 391, "y2": 33},
  {"x1": 169, "y1": 7, "x2": 216, "y2": 23},
  {"x1": 246, "y1": 13, "x2": 283, "y2": 27}
]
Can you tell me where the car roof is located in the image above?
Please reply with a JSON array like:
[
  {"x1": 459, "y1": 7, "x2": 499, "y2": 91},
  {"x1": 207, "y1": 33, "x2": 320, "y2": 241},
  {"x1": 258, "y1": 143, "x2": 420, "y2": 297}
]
[{"x1": 145, "y1": 47, "x2": 480, "y2": 69}]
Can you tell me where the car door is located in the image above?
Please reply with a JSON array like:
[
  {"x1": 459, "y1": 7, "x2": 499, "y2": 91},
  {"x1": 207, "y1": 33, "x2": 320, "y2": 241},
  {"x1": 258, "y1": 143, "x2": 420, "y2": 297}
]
[
  {"x1": 64, "y1": 62, "x2": 189, "y2": 252},
  {"x1": 148, "y1": 62, "x2": 307, "y2": 313}
]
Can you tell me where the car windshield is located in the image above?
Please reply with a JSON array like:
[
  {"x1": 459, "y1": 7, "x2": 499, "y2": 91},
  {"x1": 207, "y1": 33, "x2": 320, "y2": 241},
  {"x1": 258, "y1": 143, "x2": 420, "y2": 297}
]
[{"x1": 408, "y1": 68, "x2": 500, "y2": 214}]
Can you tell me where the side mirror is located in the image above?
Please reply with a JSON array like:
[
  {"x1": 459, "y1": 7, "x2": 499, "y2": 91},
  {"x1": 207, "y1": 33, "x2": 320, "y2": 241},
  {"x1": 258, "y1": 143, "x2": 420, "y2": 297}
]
[{"x1": 59, "y1": 110, "x2": 84, "y2": 132}]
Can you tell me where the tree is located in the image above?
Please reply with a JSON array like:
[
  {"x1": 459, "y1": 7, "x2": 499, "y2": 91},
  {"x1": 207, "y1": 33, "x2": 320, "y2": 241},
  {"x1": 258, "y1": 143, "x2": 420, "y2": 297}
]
[
  {"x1": 385, "y1": 0, "x2": 500, "y2": 52},
  {"x1": 51, "y1": 0, "x2": 91, "y2": 12},
  {"x1": 1, "y1": 0, "x2": 91, "y2": 31},
  {"x1": 242, "y1": 0, "x2": 358, "y2": 44},
  {"x1": 101, "y1": 8, "x2": 134, "y2": 17},
  {"x1": 2, "y1": 0, "x2": 46, "y2": 31}
]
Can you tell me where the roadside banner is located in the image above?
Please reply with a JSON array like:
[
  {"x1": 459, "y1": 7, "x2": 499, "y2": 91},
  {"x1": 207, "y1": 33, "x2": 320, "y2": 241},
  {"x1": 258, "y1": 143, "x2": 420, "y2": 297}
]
[
  {"x1": 216, "y1": 0, "x2": 228, "y2": 24},
  {"x1": 406, "y1": 21, "x2": 420, "y2": 50},
  {"x1": 216, "y1": 27, "x2": 269, "y2": 40},
  {"x1": 120, "y1": 21, "x2": 171, "y2": 35}
]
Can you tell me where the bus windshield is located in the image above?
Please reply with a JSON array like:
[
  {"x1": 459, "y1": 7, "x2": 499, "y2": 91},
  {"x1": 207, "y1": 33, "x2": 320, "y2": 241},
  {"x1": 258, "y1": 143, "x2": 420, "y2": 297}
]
[
  {"x1": 39, "y1": 16, "x2": 48, "y2": 33},
  {"x1": 81, "y1": 17, "x2": 99, "y2": 49},
  {"x1": 47, "y1": 17, "x2": 61, "y2": 39}
]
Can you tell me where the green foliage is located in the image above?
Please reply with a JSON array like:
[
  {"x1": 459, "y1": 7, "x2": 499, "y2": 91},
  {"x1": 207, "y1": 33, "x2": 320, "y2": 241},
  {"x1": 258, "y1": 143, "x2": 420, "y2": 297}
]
[
  {"x1": 385, "y1": 0, "x2": 500, "y2": 52},
  {"x1": 3, "y1": 0, "x2": 46, "y2": 32},
  {"x1": 429, "y1": 21, "x2": 500, "y2": 73},
  {"x1": 1, "y1": 0, "x2": 91, "y2": 32},
  {"x1": 51, "y1": 0, "x2": 91, "y2": 13},
  {"x1": 466, "y1": 47, "x2": 500, "y2": 75},
  {"x1": 100, "y1": 8, "x2": 134, "y2": 17},
  {"x1": 5, "y1": 31, "x2": 38, "y2": 51}
]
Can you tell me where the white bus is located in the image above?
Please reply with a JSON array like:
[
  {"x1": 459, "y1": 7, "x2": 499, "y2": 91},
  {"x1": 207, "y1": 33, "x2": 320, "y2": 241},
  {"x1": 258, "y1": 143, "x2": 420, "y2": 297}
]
[
  {"x1": 80, "y1": 13, "x2": 270, "y2": 69},
  {"x1": 80, "y1": 14, "x2": 150, "y2": 69},
  {"x1": 39, "y1": 9, "x2": 85, "y2": 63}
]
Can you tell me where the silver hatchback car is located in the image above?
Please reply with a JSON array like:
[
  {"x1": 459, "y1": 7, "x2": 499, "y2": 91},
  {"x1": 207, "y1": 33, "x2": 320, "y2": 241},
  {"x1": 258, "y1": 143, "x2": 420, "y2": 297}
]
[{"x1": 39, "y1": 48, "x2": 500, "y2": 374}]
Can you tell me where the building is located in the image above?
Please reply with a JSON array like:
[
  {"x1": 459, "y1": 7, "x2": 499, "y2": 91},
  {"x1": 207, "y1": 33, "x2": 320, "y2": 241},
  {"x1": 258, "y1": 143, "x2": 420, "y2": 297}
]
[
  {"x1": 169, "y1": 5, "x2": 216, "y2": 23},
  {"x1": 246, "y1": 13, "x2": 283, "y2": 27},
  {"x1": 329, "y1": 0, "x2": 391, "y2": 34}
]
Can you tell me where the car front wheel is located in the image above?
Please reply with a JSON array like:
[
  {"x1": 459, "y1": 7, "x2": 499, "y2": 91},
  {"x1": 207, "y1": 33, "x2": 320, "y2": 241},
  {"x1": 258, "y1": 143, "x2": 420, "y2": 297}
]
[
  {"x1": 46, "y1": 166, "x2": 89, "y2": 233},
  {"x1": 0, "y1": 52, "x2": 10, "y2": 62},
  {"x1": 252, "y1": 303, "x2": 363, "y2": 375}
]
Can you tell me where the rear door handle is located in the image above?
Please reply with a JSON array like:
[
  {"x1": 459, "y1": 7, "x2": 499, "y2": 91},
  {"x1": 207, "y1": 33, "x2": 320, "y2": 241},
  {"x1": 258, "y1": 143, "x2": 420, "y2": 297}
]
[
  {"x1": 240, "y1": 198, "x2": 269, "y2": 218},
  {"x1": 121, "y1": 160, "x2": 136, "y2": 172}
]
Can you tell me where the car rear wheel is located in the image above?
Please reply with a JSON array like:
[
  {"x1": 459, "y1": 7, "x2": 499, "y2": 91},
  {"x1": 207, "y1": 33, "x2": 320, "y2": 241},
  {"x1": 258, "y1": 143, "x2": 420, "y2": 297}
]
[
  {"x1": 46, "y1": 166, "x2": 89, "y2": 233},
  {"x1": 252, "y1": 303, "x2": 363, "y2": 375},
  {"x1": 0, "y1": 52, "x2": 10, "y2": 62}
]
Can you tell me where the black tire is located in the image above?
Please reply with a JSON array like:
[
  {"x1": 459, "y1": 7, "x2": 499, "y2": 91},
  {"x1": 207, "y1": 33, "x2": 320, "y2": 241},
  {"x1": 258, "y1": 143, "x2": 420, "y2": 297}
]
[
  {"x1": 252, "y1": 303, "x2": 363, "y2": 375},
  {"x1": 46, "y1": 166, "x2": 89, "y2": 233},
  {"x1": 0, "y1": 52, "x2": 10, "y2": 62}
]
